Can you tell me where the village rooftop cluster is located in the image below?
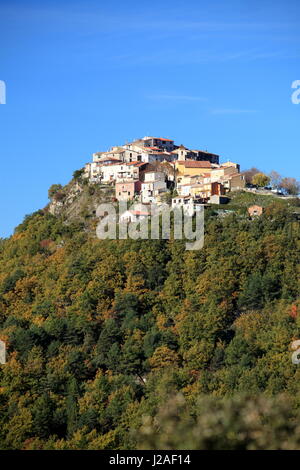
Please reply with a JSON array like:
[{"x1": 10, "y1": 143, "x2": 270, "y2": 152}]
[{"x1": 83, "y1": 136, "x2": 245, "y2": 215}]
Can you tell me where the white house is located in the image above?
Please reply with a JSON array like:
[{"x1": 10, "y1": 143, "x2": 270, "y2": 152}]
[
  {"x1": 115, "y1": 162, "x2": 142, "y2": 182},
  {"x1": 92, "y1": 143, "x2": 175, "y2": 165},
  {"x1": 177, "y1": 183, "x2": 192, "y2": 197},
  {"x1": 93, "y1": 145, "x2": 144, "y2": 164},
  {"x1": 96, "y1": 163, "x2": 120, "y2": 183},
  {"x1": 141, "y1": 171, "x2": 167, "y2": 203},
  {"x1": 96, "y1": 162, "x2": 142, "y2": 183},
  {"x1": 171, "y1": 196, "x2": 204, "y2": 216},
  {"x1": 119, "y1": 209, "x2": 149, "y2": 223}
]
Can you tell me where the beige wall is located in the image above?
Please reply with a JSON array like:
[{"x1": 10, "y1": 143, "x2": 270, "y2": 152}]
[{"x1": 176, "y1": 163, "x2": 212, "y2": 179}]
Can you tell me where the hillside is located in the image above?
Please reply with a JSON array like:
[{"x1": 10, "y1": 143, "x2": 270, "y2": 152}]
[
  {"x1": 0, "y1": 186, "x2": 300, "y2": 450},
  {"x1": 46, "y1": 174, "x2": 300, "y2": 228}
]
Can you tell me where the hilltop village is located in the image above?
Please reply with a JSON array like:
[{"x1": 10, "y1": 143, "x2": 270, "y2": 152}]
[{"x1": 83, "y1": 136, "x2": 245, "y2": 213}]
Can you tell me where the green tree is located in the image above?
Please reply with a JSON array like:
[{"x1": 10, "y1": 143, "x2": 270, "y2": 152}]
[
  {"x1": 238, "y1": 272, "x2": 264, "y2": 310},
  {"x1": 243, "y1": 167, "x2": 260, "y2": 184},
  {"x1": 73, "y1": 169, "x2": 84, "y2": 180},
  {"x1": 32, "y1": 393, "x2": 53, "y2": 439},
  {"x1": 136, "y1": 394, "x2": 300, "y2": 450},
  {"x1": 66, "y1": 378, "x2": 79, "y2": 439},
  {"x1": 48, "y1": 184, "x2": 63, "y2": 200},
  {"x1": 252, "y1": 172, "x2": 270, "y2": 187}
]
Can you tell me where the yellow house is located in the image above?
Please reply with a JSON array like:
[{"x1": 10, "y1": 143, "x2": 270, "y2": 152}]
[
  {"x1": 176, "y1": 160, "x2": 212, "y2": 184},
  {"x1": 210, "y1": 165, "x2": 235, "y2": 181},
  {"x1": 190, "y1": 183, "x2": 212, "y2": 199},
  {"x1": 176, "y1": 175, "x2": 198, "y2": 186}
]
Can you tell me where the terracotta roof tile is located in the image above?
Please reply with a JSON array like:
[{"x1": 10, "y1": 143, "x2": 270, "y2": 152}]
[{"x1": 177, "y1": 161, "x2": 212, "y2": 168}]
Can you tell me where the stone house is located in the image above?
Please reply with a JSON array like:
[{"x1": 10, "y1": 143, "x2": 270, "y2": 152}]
[
  {"x1": 225, "y1": 173, "x2": 245, "y2": 191},
  {"x1": 248, "y1": 205, "x2": 264, "y2": 217},
  {"x1": 115, "y1": 180, "x2": 141, "y2": 201}
]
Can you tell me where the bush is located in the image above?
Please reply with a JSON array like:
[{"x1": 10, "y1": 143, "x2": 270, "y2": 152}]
[
  {"x1": 48, "y1": 184, "x2": 63, "y2": 200},
  {"x1": 136, "y1": 393, "x2": 300, "y2": 450}
]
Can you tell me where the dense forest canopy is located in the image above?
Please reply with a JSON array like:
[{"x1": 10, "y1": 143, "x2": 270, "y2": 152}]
[{"x1": 0, "y1": 192, "x2": 299, "y2": 449}]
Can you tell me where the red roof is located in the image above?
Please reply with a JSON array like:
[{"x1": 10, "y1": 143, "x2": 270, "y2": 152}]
[
  {"x1": 131, "y1": 210, "x2": 149, "y2": 216},
  {"x1": 102, "y1": 161, "x2": 123, "y2": 166},
  {"x1": 178, "y1": 161, "x2": 212, "y2": 168},
  {"x1": 101, "y1": 157, "x2": 122, "y2": 162},
  {"x1": 144, "y1": 137, "x2": 174, "y2": 142}
]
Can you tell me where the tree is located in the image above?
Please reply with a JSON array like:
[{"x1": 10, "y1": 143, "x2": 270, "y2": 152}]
[
  {"x1": 53, "y1": 191, "x2": 66, "y2": 202},
  {"x1": 66, "y1": 378, "x2": 79, "y2": 439},
  {"x1": 1, "y1": 186, "x2": 300, "y2": 450},
  {"x1": 269, "y1": 170, "x2": 282, "y2": 189},
  {"x1": 32, "y1": 394, "x2": 53, "y2": 439},
  {"x1": 1, "y1": 269, "x2": 25, "y2": 294},
  {"x1": 5, "y1": 408, "x2": 33, "y2": 449},
  {"x1": 280, "y1": 177, "x2": 300, "y2": 195},
  {"x1": 252, "y1": 172, "x2": 270, "y2": 187},
  {"x1": 238, "y1": 272, "x2": 264, "y2": 310},
  {"x1": 242, "y1": 167, "x2": 260, "y2": 184},
  {"x1": 95, "y1": 319, "x2": 121, "y2": 369},
  {"x1": 48, "y1": 184, "x2": 63, "y2": 200},
  {"x1": 148, "y1": 346, "x2": 179, "y2": 370},
  {"x1": 73, "y1": 169, "x2": 84, "y2": 180},
  {"x1": 136, "y1": 394, "x2": 300, "y2": 450}
]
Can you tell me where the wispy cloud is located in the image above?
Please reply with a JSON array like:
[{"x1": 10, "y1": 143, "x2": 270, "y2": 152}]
[
  {"x1": 2, "y1": 4, "x2": 298, "y2": 68},
  {"x1": 210, "y1": 108, "x2": 257, "y2": 115},
  {"x1": 148, "y1": 94, "x2": 207, "y2": 102},
  {"x1": 147, "y1": 95, "x2": 258, "y2": 116},
  {"x1": 1, "y1": 4, "x2": 299, "y2": 38},
  {"x1": 108, "y1": 48, "x2": 300, "y2": 68}
]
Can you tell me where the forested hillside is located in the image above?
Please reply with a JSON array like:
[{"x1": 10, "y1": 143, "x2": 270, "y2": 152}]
[{"x1": 0, "y1": 195, "x2": 299, "y2": 449}]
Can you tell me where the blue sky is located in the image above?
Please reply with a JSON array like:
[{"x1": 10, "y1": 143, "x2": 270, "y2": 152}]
[{"x1": 0, "y1": 0, "x2": 299, "y2": 238}]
